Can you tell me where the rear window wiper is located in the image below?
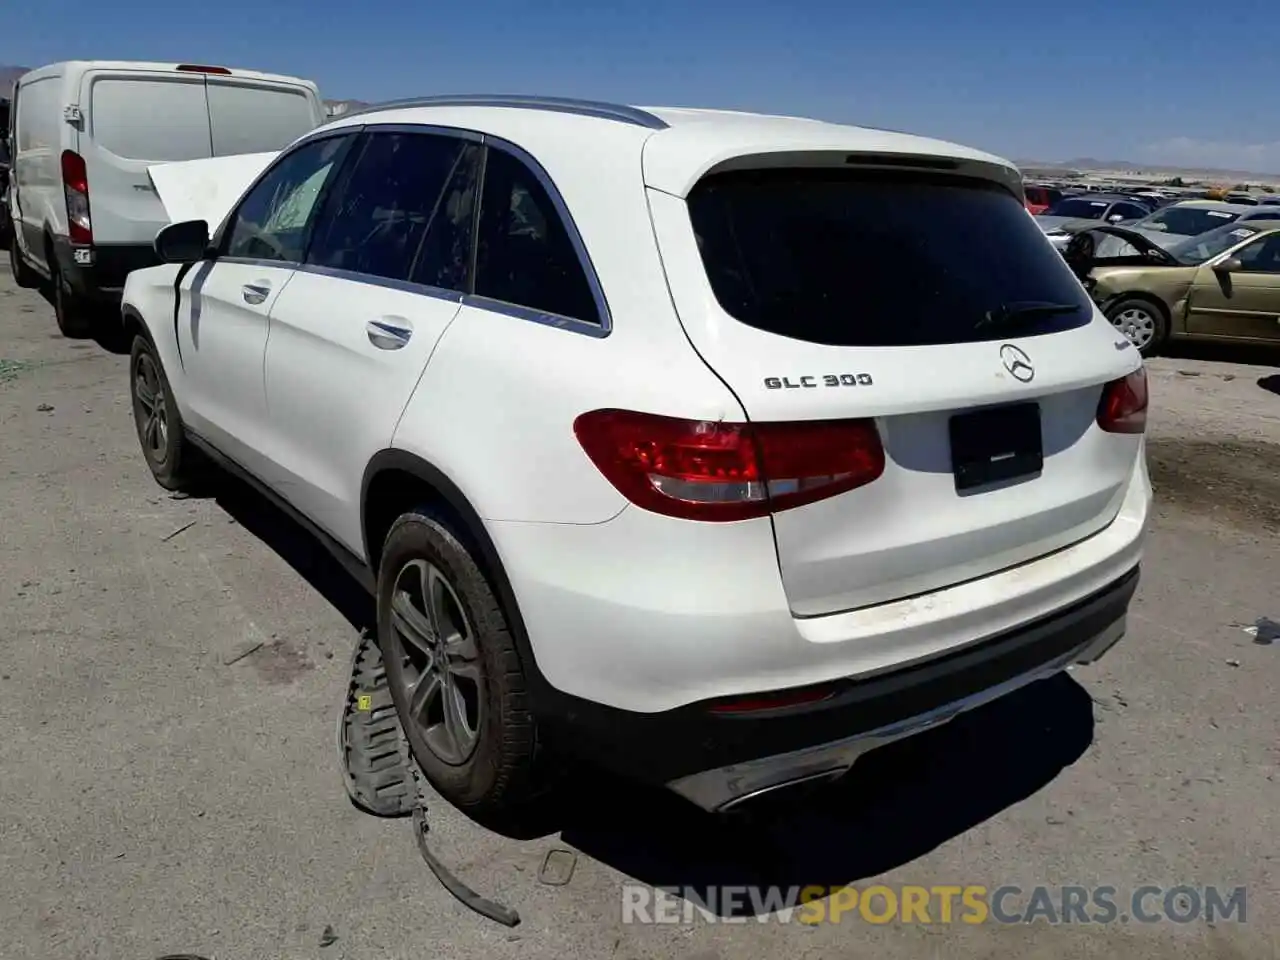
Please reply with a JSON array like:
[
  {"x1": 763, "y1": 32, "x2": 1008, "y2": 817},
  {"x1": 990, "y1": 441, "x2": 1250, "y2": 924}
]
[{"x1": 976, "y1": 301, "x2": 1083, "y2": 331}]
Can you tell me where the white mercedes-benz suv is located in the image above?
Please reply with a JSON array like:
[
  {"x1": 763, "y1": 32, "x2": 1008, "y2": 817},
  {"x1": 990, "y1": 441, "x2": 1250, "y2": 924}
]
[{"x1": 121, "y1": 95, "x2": 1151, "y2": 817}]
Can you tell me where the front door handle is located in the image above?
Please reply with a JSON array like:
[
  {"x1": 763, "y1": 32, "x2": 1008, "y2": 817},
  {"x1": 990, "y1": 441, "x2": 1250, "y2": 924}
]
[
  {"x1": 366, "y1": 318, "x2": 412, "y2": 350},
  {"x1": 242, "y1": 282, "x2": 270, "y2": 305}
]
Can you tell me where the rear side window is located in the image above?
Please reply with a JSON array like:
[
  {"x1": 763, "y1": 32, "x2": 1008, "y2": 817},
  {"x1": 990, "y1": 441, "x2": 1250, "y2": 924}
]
[
  {"x1": 687, "y1": 168, "x2": 1093, "y2": 347},
  {"x1": 15, "y1": 77, "x2": 63, "y2": 152},
  {"x1": 88, "y1": 77, "x2": 212, "y2": 162},
  {"x1": 473, "y1": 147, "x2": 599, "y2": 324},
  {"x1": 207, "y1": 82, "x2": 318, "y2": 156},
  {"x1": 306, "y1": 132, "x2": 478, "y2": 286}
]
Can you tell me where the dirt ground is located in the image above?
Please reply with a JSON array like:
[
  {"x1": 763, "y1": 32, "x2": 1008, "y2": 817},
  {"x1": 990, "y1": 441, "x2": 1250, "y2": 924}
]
[{"x1": 0, "y1": 266, "x2": 1276, "y2": 959}]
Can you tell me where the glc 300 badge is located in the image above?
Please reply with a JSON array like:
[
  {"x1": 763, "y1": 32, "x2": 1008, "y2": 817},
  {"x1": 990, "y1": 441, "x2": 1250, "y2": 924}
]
[{"x1": 764, "y1": 374, "x2": 874, "y2": 389}]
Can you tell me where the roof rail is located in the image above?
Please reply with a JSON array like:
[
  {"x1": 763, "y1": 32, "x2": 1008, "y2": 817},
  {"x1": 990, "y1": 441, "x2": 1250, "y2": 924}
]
[{"x1": 334, "y1": 94, "x2": 669, "y2": 130}]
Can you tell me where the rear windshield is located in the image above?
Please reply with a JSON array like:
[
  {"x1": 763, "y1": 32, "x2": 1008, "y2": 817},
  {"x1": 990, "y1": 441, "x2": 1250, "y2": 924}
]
[
  {"x1": 207, "y1": 82, "x2": 318, "y2": 155},
  {"x1": 686, "y1": 168, "x2": 1093, "y2": 347},
  {"x1": 1142, "y1": 206, "x2": 1238, "y2": 235},
  {"x1": 1043, "y1": 197, "x2": 1110, "y2": 219},
  {"x1": 89, "y1": 77, "x2": 213, "y2": 162}
]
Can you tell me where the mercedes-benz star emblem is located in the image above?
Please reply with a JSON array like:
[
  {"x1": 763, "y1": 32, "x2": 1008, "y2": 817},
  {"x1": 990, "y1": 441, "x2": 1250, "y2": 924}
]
[{"x1": 999, "y1": 344, "x2": 1035, "y2": 383}]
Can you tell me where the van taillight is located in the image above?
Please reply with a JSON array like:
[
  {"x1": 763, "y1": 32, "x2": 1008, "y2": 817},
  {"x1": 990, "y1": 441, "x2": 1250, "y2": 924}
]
[
  {"x1": 1097, "y1": 368, "x2": 1148, "y2": 434},
  {"x1": 573, "y1": 409, "x2": 885, "y2": 522},
  {"x1": 176, "y1": 64, "x2": 232, "y2": 75},
  {"x1": 60, "y1": 150, "x2": 92, "y2": 245}
]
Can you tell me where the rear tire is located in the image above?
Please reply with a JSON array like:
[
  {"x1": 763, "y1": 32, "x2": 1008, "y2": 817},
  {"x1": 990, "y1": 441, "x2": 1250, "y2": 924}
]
[
  {"x1": 51, "y1": 258, "x2": 93, "y2": 337},
  {"x1": 376, "y1": 509, "x2": 539, "y2": 820},
  {"x1": 8, "y1": 237, "x2": 40, "y2": 289},
  {"x1": 1105, "y1": 297, "x2": 1168, "y2": 357},
  {"x1": 129, "y1": 334, "x2": 202, "y2": 491}
]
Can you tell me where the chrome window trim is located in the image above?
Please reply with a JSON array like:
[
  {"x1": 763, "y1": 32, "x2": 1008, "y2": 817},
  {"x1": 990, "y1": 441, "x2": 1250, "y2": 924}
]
[
  {"x1": 462, "y1": 294, "x2": 609, "y2": 340},
  {"x1": 335, "y1": 94, "x2": 668, "y2": 130},
  {"x1": 215, "y1": 257, "x2": 467, "y2": 305}
]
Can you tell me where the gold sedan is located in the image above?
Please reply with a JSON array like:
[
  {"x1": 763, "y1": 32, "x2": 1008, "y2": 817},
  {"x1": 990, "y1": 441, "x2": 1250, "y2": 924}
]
[{"x1": 1062, "y1": 222, "x2": 1280, "y2": 356}]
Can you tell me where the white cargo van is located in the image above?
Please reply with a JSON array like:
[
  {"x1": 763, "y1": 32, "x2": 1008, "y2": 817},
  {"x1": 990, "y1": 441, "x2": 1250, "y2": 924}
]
[{"x1": 6, "y1": 61, "x2": 323, "y2": 335}]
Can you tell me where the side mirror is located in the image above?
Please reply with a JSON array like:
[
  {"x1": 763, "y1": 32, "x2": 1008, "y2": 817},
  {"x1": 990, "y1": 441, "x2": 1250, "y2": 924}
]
[
  {"x1": 1214, "y1": 257, "x2": 1243, "y2": 274},
  {"x1": 154, "y1": 219, "x2": 211, "y2": 264},
  {"x1": 1107, "y1": 213, "x2": 1126, "y2": 223}
]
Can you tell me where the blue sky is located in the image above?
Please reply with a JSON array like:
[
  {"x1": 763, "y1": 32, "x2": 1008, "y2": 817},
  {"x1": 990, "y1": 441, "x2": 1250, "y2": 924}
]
[{"x1": 6, "y1": 0, "x2": 1278, "y2": 171}]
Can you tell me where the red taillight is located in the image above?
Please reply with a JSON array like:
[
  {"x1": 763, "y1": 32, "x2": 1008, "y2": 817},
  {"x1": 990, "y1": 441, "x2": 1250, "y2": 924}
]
[
  {"x1": 60, "y1": 150, "x2": 92, "y2": 245},
  {"x1": 176, "y1": 64, "x2": 232, "y2": 75},
  {"x1": 1097, "y1": 368, "x2": 1148, "y2": 434},
  {"x1": 573, "y1": 409, "x2": 885, "y2": 522}
]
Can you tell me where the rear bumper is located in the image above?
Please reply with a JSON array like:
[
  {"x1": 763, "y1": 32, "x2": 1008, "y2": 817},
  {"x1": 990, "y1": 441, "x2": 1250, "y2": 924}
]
[
  {"x1": 51, "y1": 239, "x2": 159, "y2": 302},
  {"x1": 495, "y1": 454, "x2": 1151, "y2": 716},
  {"x1": 666, "y1": 568, "x2": 1134, "y2": 811}
]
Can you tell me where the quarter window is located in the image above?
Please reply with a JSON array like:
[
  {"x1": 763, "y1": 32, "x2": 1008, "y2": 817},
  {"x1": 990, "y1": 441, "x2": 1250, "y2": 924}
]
[
  {"x1": 473, "y1": 147, "x2": 599, "y2": 324},
  {"x1": 306, "y1": 132, "x2": 478, "y2": 286},
  {"x1": 223, "y1": 135, "x2": 352, "y2": 263}
]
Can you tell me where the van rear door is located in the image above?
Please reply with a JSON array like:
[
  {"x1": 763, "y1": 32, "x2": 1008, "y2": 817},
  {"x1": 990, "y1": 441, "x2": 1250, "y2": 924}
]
[
  {"x1": 205, "y1": 76, "x2": 322, "y2": 156},
  {"x1": 79, "y1": 69, "x2": 213, "y2": 248}
]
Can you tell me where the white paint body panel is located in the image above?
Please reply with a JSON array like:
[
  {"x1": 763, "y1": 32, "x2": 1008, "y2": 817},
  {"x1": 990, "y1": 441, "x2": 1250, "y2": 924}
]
[{"x1": 120, "y1": 100, "x2": 1149, "y2": 723}]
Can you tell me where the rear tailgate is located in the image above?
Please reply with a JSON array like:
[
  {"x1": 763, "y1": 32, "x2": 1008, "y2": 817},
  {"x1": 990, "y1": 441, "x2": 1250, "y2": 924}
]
[{"x1": 647, "y1": 158, "x2": 1144, "y2": 616}]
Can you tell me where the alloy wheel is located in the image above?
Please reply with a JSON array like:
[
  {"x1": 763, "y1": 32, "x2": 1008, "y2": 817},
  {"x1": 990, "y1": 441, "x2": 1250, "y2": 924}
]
[
  {"x1": 387, "y1": 559, "x2": 483, "y2": 766},
  {"x1": 132, "y1": 352, "x2": 169, "y2": 460},
  {"x1": 1110, "y1": 306, "x2": 1156, "y2": 350}
]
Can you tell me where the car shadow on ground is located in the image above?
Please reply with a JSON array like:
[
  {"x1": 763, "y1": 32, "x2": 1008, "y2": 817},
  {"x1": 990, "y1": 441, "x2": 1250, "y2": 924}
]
[
  {"x1": 200, "y1": 470, "x2": 1097, "y2": 915},
  {"x1": 553, "y1": 674, "x2": 1093, "y2": 914},
  {"x1": 34, "y1": 285, "x2": 132, "y2": 355}
]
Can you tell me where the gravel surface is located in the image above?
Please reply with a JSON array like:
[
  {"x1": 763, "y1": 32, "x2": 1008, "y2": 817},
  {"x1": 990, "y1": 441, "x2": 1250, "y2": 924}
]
[{"x1": 1, "y1": 266, "x2": 1276, "y2": 959}]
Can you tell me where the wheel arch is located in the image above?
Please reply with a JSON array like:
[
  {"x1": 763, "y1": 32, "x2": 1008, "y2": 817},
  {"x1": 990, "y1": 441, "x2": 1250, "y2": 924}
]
[{"x1": 360, "y1": 450, "x2": 549, "y2": 696}]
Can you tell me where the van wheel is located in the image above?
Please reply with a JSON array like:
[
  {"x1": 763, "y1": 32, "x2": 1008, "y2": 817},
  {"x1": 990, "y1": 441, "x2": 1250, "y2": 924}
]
[
  {"x1": 377, "y1": 510, "x2": 539, "y2": 820},
  {"x1": 51, "y1": 260, "x2": 93, "y2": 338},
  {"x1": 1105, "y1": 297, "x2": 1168, "y2": 357},
  {"x1": 8, "y1": 238, "x2": 40, "y2": 289}
]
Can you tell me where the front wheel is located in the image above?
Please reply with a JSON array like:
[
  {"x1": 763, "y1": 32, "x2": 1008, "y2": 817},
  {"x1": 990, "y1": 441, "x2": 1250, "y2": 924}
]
[
  {"x1": 377, "y1": 510, "x2": 539, "y2": 819},
  {"x1": 1105, "y1": 297, "x2": 1168, "y2": 357},
  {"x1": 129, "y1": 334, "x2": 202, "y2": 490}
]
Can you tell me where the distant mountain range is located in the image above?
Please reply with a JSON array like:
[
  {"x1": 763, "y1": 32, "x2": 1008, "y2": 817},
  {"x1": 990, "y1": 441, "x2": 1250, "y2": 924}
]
[
  {"x1": 1016, "y1": 156, "x2": 1278, "y2": 182},
  {"x1": 1, "y1": 65, "x2": 29, "y2": 97}
]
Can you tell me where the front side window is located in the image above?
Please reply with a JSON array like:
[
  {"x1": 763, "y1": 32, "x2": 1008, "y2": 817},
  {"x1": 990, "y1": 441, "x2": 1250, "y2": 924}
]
[
  {"x1": 223, "y1": 135, "x2": 352, "y2": 262},
  {"x1": 1170, "y1": 224, "x2": 1264, "y2": 265},
  {"x1": 473, "y1": 147, "x2": 599, "y2": 324},
  {"x1": 1233, "y1": 234, "x2": 1280, "y2": 273},
  {"x1": 687, "y1": 168, "x2": 1092, "y2": 347},
  {"x1": 307, "y1": 131, "x2": 478, "y2": 286}
]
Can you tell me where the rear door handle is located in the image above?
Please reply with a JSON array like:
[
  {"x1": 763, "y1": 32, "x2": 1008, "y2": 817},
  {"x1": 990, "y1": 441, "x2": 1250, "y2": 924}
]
[
  {"x1": 366, "y1": 318, "x2": 412, "y2": 350},
  {"x1": 242, "y1": 282, "x2": 270, "y2": 305}
]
